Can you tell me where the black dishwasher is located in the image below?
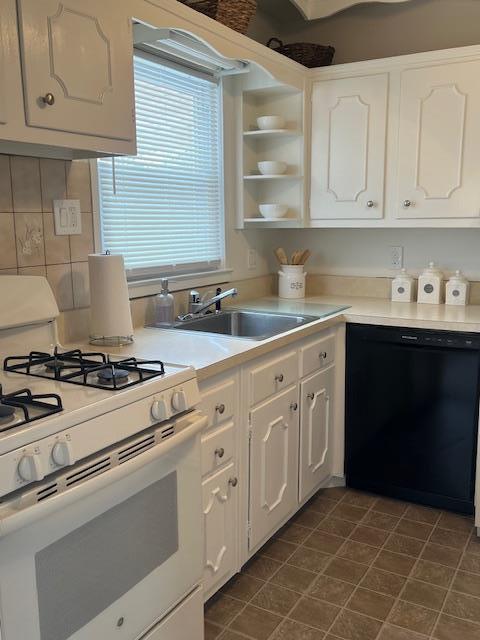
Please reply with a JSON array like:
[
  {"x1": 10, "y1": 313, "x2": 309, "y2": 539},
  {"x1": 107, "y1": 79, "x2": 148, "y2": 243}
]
[{"x1": 346, "y1": 324, "x2": 480, "y2": 514}]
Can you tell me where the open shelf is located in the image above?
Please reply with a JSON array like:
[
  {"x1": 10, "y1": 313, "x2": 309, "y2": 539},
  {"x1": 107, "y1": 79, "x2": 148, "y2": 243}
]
[
  {"x1": 244, "y1": 217, "x2": 300, "y2": 222},
  {"x1": 243, "y1": 129, "x2": 302, "y2": 138},
  {"x1": 235, "y1": 66, "x2": 306, "y2": 230},
  {"x1": 244, "y1": 174, "x2": 304, "y2": 181}
]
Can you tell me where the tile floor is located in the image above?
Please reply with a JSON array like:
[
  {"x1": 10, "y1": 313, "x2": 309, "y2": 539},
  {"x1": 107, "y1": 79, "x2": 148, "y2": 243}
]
[{"x1": 205, "y1": 487, "x2": 480, "y2": 640}]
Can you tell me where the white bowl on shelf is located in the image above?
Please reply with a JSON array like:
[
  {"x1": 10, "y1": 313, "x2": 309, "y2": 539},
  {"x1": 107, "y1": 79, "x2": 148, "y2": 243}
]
[
  {"x1": 258, "y1": 161, "x2": 287, "y2": 176},
  {"x1": 259, "y1": 204, "x2": 288, "y2": 219},
  {"x1": 257, "y1": 116, "x2": 285, "y2": 131}
]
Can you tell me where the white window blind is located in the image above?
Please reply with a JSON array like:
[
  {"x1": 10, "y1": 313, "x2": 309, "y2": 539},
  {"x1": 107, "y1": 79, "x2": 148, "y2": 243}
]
[{"x1": 97, "y1": 52, "x2": 224, "y2": 277}]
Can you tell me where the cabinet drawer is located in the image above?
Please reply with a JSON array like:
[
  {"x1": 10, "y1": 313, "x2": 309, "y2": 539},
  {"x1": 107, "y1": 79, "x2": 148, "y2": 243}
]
[
  {"x1": 200, "y1": 379, "x2": 235, "y2": 429},
  {"x1": 300, "y1": 334, "x2": 335, "y2": 378},
  {"x1": 201, "y1": 422, "x2": 235, "y2": 477},
  {"x1": 248, "y1": 350, "x2": 298, "y2": 406}
]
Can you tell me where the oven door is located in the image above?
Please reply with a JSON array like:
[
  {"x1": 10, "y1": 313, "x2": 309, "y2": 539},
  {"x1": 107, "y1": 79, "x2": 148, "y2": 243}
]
[{"x1": 0, "y1": 411, "x2": 207, "y2": 640}]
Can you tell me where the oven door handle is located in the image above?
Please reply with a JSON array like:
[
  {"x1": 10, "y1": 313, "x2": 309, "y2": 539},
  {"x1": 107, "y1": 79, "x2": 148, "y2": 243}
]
[{"x1": 0, "y1": 412, "x2": 208, "y2": 538}]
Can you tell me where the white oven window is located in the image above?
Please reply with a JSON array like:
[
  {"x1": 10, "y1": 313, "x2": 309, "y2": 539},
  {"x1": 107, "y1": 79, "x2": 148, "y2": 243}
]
[{"x1": 35, "y1": 473, "x2": 178, "y2": 640}]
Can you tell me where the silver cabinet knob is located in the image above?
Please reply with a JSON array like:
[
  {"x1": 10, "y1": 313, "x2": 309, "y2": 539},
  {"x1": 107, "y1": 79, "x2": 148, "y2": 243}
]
[
  {"x1": 307, "y1": 392, "x2": 315, "y2": 401},
  {"x1": 275, "y1": 373, "x2": 284, "y2": 383},
  {"x1": 366, "y1": 200, "x2": 376, "y2": 208},
  {"x1": 403, "y1": 200, "x2": 412, "y2": 208},
  {"x1": 42, "y1": 93, "x2": 55, "y2": 106},
  {"x1": 215, "y1": 447, "x2": 225, "y2": 458},
  {"x1": 290, "y1": 402, "x2": 298, "y2": 411},
  {"x1": 319, "y1": 351, "x2": 327, "y2": 359},
  {"x1": 229, "y1": 477, "x2": 238, "y2": 487},
  {"x1": 215, "y1": 403, "x2": 225, "y2": 415}
]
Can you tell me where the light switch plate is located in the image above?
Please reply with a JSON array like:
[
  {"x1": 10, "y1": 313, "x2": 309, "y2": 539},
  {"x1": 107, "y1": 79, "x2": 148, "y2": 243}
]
[{"x1": 53, "y1": 199, "x2": 82, "y2": 236}]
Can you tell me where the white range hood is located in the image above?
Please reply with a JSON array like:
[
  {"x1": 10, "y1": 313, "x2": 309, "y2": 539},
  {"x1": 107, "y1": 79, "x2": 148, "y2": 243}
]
[{"x1": 290, "y1": 0, "x2": 413, "y2": 19}]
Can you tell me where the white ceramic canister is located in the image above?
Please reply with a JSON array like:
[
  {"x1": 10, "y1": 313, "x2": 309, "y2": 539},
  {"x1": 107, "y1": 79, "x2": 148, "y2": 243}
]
[
  {"x1": 446, "y1": 270, "x2": 469, "y2": 306},
  {"x1": 391, "y1": 268, "x2": 416, "y2": 302},
  {"x1": 278, "y1": 265, "x2": 306, "y2": 299},
  {"x1": 417, "y1": 262, "x2": 444, "y2": 304}
]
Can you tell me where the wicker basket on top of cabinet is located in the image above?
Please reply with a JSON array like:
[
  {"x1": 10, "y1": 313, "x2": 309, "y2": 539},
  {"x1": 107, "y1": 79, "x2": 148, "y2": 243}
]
[{"x1": 178, "y1": 0, "x2": 257, "y2": 35}]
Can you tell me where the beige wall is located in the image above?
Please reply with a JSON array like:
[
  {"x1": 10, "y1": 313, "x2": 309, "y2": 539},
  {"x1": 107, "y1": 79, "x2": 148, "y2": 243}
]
[
  {"x1": 0, "y1": 156, "x2": 94, "y2": 311},
  {"x1": 250, "y1": 0, "x2": 480, "y2": 64},
  {"x1": 264, "y1": 227, "x2": 480, "y2": 281}
]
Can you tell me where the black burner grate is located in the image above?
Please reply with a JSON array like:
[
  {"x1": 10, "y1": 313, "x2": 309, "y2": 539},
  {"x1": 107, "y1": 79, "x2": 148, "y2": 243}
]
[
  {"x1": 0, "y1": 384, "x2": 63, "y2": 432},
  {"x1": 4, "y1": 348, "x2": 165, "y2": 390}
]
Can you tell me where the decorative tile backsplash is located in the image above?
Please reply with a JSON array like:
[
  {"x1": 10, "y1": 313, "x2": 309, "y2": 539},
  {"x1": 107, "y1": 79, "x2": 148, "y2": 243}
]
[{"x1": 0, "y1": 155, "x2": 94, "y2": 311}]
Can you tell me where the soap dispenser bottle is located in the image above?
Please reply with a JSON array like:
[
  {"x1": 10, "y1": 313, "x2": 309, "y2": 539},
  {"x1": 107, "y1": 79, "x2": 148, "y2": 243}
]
[{"x1": 155, "y1": 279, "x2": 175, "y2": 325}]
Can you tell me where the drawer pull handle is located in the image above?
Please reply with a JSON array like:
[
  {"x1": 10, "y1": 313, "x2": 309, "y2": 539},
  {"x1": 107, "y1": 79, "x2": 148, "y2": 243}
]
[
  {"x1": 215, "y1": 447, "x2": 225, "y2": 458},
  {"x1": 215, "y1": 403, "x2": 226, "y2": 415},
  {"x1": 290, "y1": 402, "x2": 298, "y2": 411},
  {"x1": 229, "y1": 477, "x2": 238, "y2": 487},
  {"x1": 307, "y1": 393, "x2": 315, "y2": 401},
  {"x1": 275, "y1": 373, "x2": 284, "y2": 383},
  {"x1": 319, "y1": 351, "x2": 327, "y2": 359}
]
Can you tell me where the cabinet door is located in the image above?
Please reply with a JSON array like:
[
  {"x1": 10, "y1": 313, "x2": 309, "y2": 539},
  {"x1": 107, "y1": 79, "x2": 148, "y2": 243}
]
[
  {"x1": 397, "y1": 60, "x2": 480, "y2": 219},
  {"x1": 311, "y1": 74, "x2": 388, "y2": 220},
  {"x1": 16, "y1": 0, "x2": 135, "y2": 141},
  {"x1": 249, "y1": 385, "x2": 299, "y2": 552},
  {"x1": 299, "y1": 367, "x2": 334, "y2": 502},
  {"x1": 0, "y1": 19, "x2": 6, "y2": 126},
  {"x1": 202, "y1": 463, "x2": 237, "y2": 598}
]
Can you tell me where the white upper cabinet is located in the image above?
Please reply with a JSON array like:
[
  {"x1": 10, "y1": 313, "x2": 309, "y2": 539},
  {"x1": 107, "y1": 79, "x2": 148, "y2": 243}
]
[
  {"x1": 16, "y1": 0, "x2": 135, "y2": 142},
  {"x1": 396, "y1": 60, "x2": 480, "y2": 220},
  {"x1": 311, "y1": 74, "x2": 388, "y2": 220}
]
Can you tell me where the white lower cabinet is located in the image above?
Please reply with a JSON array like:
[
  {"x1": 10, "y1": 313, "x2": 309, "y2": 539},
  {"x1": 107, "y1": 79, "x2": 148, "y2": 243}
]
[
  {"x1": 248, "y1": 385, "x2": 300, "y2": 552},
  {"x1": 200, "y1": 327, "x2": 341, "y2": 599},
  {"x1": 299, "y1": 366, "x2": 335, "y2": 502},
  {"x1": 202, "y1": 463, "x2": 238, "y2": 597}
]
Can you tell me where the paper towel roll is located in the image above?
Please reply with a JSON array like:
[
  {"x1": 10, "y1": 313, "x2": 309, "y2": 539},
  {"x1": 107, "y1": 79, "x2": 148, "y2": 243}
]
[{"x1": 88, "y1": 253, "x2": 134, "y2": 345}]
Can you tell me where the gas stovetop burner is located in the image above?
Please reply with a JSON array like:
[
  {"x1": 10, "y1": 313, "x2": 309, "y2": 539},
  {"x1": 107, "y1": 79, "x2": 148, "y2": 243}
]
[
  {"x1": 4, "y1": 348, "x2": 165, "y2": 391},
  {"x1": 0, "y1": 403, "x2": 15, "y2": 422},
  {"x1": 97, "y1": 367, "x2": 129, "y2": 383},
  {"x1": 0, "y1": 384, "x2": 63, "y2": 432}
]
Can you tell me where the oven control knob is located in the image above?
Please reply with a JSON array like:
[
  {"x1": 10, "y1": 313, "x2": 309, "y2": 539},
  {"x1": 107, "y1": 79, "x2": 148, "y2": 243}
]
[
  {"x1": 171, "y1": 390, "x2": 188, "y2": 413},
  {"x1": 152, "y1": 398, "x2": 169, "y2": 421},
  {"x1": 52, "y1": 440, "x2": 75, "y2": 467},
  {"x1": 18, "y1": 453, "x2": 45, "y2": 483}
]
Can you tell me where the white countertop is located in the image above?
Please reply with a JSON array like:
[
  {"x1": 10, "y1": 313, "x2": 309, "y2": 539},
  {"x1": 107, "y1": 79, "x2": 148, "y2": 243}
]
[{"x1": 69, "y1": 295, "x2": 480, "y2": 381}]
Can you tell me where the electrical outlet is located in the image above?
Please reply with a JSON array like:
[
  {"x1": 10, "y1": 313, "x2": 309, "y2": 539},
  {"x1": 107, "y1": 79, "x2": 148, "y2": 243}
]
[
  {"x1": 247, "y1": 249, "x2": 257, "y2": 270},
  {"x1": 390, "y1": 246, "x2": 404, "y2": 270}
]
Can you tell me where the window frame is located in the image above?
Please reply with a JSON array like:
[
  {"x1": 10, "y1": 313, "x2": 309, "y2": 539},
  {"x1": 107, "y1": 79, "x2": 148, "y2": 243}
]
[{"x1": 91, "y1": 50, "x2": 230, "y2": 298}]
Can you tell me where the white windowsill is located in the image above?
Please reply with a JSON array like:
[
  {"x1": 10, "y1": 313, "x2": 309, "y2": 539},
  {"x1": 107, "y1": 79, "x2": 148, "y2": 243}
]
[{"x1": 128, "y1": 268, "x2": 234, "y2": 299}]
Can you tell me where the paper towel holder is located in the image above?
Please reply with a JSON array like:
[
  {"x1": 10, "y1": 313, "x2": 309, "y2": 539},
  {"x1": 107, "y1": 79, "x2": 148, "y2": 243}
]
[
  {"x1": 88, "y1": 251, "x2": 135, "y2": 347},
  {"x1": 89, "y1": 334, "x2": 134, "y2": 347}
]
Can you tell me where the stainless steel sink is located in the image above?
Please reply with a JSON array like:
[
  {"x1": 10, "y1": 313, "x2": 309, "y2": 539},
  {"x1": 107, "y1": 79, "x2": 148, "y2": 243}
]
[{"x1": 170, "y1": 309, "x2": 321, "y2": 340}]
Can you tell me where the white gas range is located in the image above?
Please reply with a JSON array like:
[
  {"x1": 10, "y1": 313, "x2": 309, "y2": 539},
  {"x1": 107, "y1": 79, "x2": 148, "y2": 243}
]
[{"x1": 0, "y1": 276, "x2": 206, "y2": 640}]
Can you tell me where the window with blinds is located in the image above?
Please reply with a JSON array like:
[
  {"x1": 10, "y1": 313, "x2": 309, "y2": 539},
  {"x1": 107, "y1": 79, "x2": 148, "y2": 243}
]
[{"x1": 97, "y1": 52, "x2": 224, "y2": 278}]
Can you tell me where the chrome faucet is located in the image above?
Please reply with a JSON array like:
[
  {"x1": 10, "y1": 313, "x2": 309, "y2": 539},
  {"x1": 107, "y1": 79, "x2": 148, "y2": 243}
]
[{"x1": 178, "y1": 287, "x2": 238, "y2": 321}]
